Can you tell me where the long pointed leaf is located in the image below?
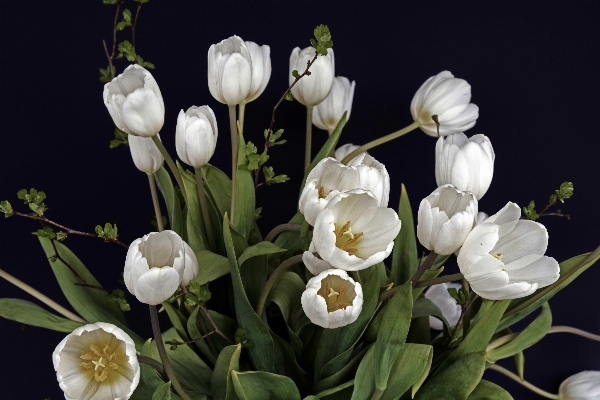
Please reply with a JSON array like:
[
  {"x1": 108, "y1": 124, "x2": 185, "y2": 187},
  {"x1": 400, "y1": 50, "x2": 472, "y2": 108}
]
[{"x1": 391, "y1": 184, "x2": 418, "y2": 285}]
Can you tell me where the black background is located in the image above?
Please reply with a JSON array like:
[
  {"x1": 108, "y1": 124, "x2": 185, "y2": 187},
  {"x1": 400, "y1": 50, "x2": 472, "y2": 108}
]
[{"x1": 1, "y1": 1, "x2": 599, "y2": 398}]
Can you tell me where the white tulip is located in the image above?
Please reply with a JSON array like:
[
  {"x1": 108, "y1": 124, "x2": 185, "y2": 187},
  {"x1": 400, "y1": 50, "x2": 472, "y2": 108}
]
[
  {"x1": 289, "y1": 46, "x2": 335, "y2": 107},
  {"x1": 435, "y1": 132, "x2": 495, "y2": 200},
  {"x1": 454, "y1": 211, "x2": 489, "y2": 256},
  {"x1": 303, "y1": 242, "x2": 335, "y2": 275},
  {"x1": 312, "y1": 76, "x2": 355, "y2": 133},
  {"x1": 354, "y1": 154, "x2": 390, "y2": 208},
  {"x1": 333, "y1": 143, "x2": 366, "y2": 165},
  {"x1": 243, "y1": 41, "x2": 271, "y2": 103},
  {"x1": 208, "y1": 36, "x2": 252, "y2": 105},
  {"x1": 312, "y1": 190, "x2": 401, "y2": 271},
  {"x1": 53, "y1": 322, "x2": 140, "y2": 400},
  {"x1": 103, "y1": 64, "x2": 165, "y2": 137},
  {"x1": 417, "y1": 184, "x2": 478, "y2": 255},
  {"x1": 124, "y1": 230, "x2": 199, "y2": 305},
  {"x1": 559, "y1": 371, "x2": 600, "y2": 399},
  {"x1": 175, "y1": 106, "x2": 218, "y2": 168},
  {"x1": 301, "y1": 269, "x2": 363, "y2": 329},
  {"x1": 411, "y1": 71, "x2": 479, "y2": 137},
  {"x1": 424, "y1": 282, "x2": 462, "y2": 330},
  {"x1": 457, "y1": 202, "x2": 560, "y2": 300},
  {"x1": 128, "y1": 134, "x2": 164, "y2": 174}
]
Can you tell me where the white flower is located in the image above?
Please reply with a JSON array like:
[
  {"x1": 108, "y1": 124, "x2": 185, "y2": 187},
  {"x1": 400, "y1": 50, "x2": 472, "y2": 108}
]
[
  {"x1": 312, "y1": 76, "x2": 355, "y2": 133},
  {"x1": 124, "y1": 230, "x2": 199, "y2": 305},
  {"x1": 301, "y1": 269, "x2": 363, "y2": 329},
  {"x1": 559, "y1": 371, "x2": 600, "y2": 399},
  {"x1": 208, "y1": 36, "x2": 252, "y2": 105},
  {"x1": 243, "y1": 41, "x2": 271, "y2": 103},
  {"x1": 333, "y1": 143, "x2": 366, "y2": 165},
  {"x1": 175, "y1": 106, "x2": 218, "y2": 168},
  {"x1": 435, "y1": 132, "x2": 495, "y2": 200},
  {"x1": 457, "y1": 202, "x2": 560, "y2": 300},
  {"x1": 424, "y1": 282, "x2": 462, "y2": 330},
  {"x1": 303, "y1": 242, "x2": 335, "y2": 275},
  {"x1": 289, "y1": 46, "x2": 335, "y2": 107},
  {"x1": 53, "y1": 322, "x2": 140, "y2": 400},
  {"x1": 128, "y1": 134, "x2": 164, "y2": 174},
  {"x1": 410, "y1": 71, "x2": 479, "y2": 137},
  {"x1": 454, "y1": 211, "x2": 489, "y2": 256},
  {"x1": 353, "y1": 154, "x2": 390, "y2": 208},
  {"x1": 417, "y1": 184, "x2": 478, "y2": 255},
  {"x1": 103, "y1": 64, "x2": 165, "y2": 137},
  {"x1": 312, "y1": 190, "x2": 401, "y2": 271}
]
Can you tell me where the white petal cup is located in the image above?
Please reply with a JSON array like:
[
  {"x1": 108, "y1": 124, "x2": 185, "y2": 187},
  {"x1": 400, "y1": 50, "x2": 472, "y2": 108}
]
[
  {"x1": 457, "y1": 202, "x2": 560, "y2": 300},
  {"x1": 410, "y1": 70, "x2": 479, "y2": 137},
  {"x1": 103, "y1": 64, "x2": 165, "y2": 138},
  {"x1": 53, "y1": 322, "x2": 140, "y2": 400},
  {"x1": 289, "y1": 46, "x2": 335, "y2": 107},
  {"x1": 124, "y1": 230, "x2": 199, "y2": 305},
  {"x1": 243, "y1": 41, "x2": 271, "y2": 103},
  {"x1": 435, "y1": 132, "x2": 495, "y2": 200},
  {"x1": 175, "y1": 106, "x2": 218, "y2": 168},
  {"x1": 424, "y1": 282, "x2": 462, "y2": 330},
  {"x1": 312, "y1": 76, "x2": 355, "y2": 133},
  {"x1": 208, "y1": 36, "x2": 253, "y2": 105},
  {"x1": 559, "y1": 371, "x2": 600, "y2": 400},
  {"x1": 301, "y1": 269, "x2": 363, "y2": 329},
  {"x1": 333, "y1": 143, "x2": 366, "y2": 165},
  {"x1": 129, "y1": 134, "x2": 164, "y2": 174}
]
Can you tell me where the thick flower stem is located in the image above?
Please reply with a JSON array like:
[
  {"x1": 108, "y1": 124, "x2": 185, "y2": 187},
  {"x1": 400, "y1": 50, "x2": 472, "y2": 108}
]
[
  {"x1": 0, "y1": 268, "x2": 87, "y2": 324},
  {"x1": 462, "y1": 278, "x2": 471, "y2": 336},
  {"x1": 264, "y1": 223, "x2": 302, "y2": 242},
  {"x1": 137, "y1": 355, "x2": 166, "y2": 380},
  {"x1": 148, "y1": 173, "x2": 164, "y2": 232},
  {"x1": 255, "y1": 254, "x2": 304, "y2": 317},
  {"x1": 238, "y1": 103, "x2": 246, "y2": 135},
  {"x1": 149, "y1": 305, "x2": 193, "y2": 400},
  {"x1": 341, "y1": 120, "x2": 421, "y2": 165},
  {"x1": 487, "y1": 364, "x2": 559, "y2": 399},
  {"x1": 194, "y1": 168, "x2": 216, "y2": 252},
  {"x1": 151, "y1": 135, "x2": 186, "y2": 199},
  {"x1": 228, "y1": 105, "x2": 238, "y2": 223},
  {"x1": 413, "y1": 273, "x2": 464, "y2": 288},
  {"x1": 304, "y1": 106, "x2": 313, "y2": 172}
]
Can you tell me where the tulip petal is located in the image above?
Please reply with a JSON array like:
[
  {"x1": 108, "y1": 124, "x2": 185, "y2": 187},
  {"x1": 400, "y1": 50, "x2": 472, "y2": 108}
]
[
  {"x1": 493, "y1": 220, "x2": 548, "y2": 263},
  {"x1": 134, "y1": 267, "x2": 181, "y2": 305},
  {"x1": 505, "y1": 255, "x2": 559, "y2": 287},
  {"x1": 220, "y1": 53, "x2": 252, "y2": 105},
  {"x1": 122, "y1": 87, "x2": 165, "y2": 137}
]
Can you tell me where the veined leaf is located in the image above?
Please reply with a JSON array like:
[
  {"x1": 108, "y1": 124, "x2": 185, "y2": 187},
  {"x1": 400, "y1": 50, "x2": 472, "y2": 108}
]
[
  {"x1": 211, "y1": 344, "x2": 242, "y2": 400},
  {"x1": 155, "y1": 166, "x2": 183, "y2": 235},
  {"x1": 231, "y1": 371, "x2": 301, "y2": 400},
  {"x1": 391, "y1": 184, "x2": 418, "y2": 285},
  {"x1": 0, "y1": 298, "x2": 83, "y2": 332}
]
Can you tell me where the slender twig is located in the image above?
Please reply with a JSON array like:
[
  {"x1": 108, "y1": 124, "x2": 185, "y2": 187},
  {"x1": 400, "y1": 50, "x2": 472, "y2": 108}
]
[
  {"x1": 148, "y1": 173, "x2": 164, "y2": 232},
  {"x1": 410, "y1": 252, "x2": 439, "y2": 288},
  {"x1": 11, "y1": 211, "x2": 128, "y2": 249},
  {"x1": 255, "y1": 254, "x2": 305, "y2": 316},
  {"x1": 487, "y1": 364, "x2": 559, "y2": 399},
  {"x1": 228, "y1": 105, "x2": 238, "y2": 223},
  {"x1": 194, "y1": 168, "x2": 216, "y2": 252},
  {"x1": 131, "y1": 3, "x2": 142, "y2": 48},
  {"x1": 304, "y1": 106, "x2": 313, "y2": 172},
  {"x1": 168, "y1": 330, "x2": 216, "y2": 347},
  {"x1": 137, "y1": 355, "x2": 166, "y2": 380},
  {"x1": 264, "y1": 223, "x2": 302, "y2": 242},
  {"x1": 49, "y1": 239, "x2": 109, "y2": 293},
  {"x1": 453, "y1": 294, "x2": 479, "y2": 336},
  {"x1": 102, "y1": 2, "x2": 121, "y2": 80},
  {"x1": 200, "y1": 306, "x2": 235, "y2": 344},
  {"x1": 539, "y1": 212, "x2": 570, "y2": 219},
  {"x1": 413, "y1": 273, "x2": 464, "y2": 288},
  {"x1": 0, "y1": 268, "x2": 87, "y2": 324}
]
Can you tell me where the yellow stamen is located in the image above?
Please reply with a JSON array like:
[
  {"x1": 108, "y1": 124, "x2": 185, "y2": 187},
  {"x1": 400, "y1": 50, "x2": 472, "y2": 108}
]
[
  {"x1": 334, "y1": 221, "x2": 364, "y2": 255},
  {"x1": 492, "y1": 253, "x2": 503, "y2": 260}
]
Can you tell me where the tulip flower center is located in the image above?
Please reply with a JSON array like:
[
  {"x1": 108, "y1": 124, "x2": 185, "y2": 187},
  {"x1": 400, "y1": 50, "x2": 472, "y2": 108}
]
[
  {"x1": 80, "y1": 343, "x2": 121, "y2": 383},
  {"x1": 318, "y1": 186, "x2": 332, "y2": 199},
  {"x1": 334, "y1": 221, "x2": 363, "y2": 255},
  {"x1": 317, "y1": 275, "x2": 357, "y2": 312}
]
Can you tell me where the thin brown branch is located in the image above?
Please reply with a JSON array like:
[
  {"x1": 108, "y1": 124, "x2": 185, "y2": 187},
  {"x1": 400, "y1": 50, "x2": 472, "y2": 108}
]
[
  {"x1": 48, "y1": 239, "x2": 109, "y2": 293},
  {"x1": 132, "y1": 4, "x2": 142, "y2": 48},
  {"x1": 169, "y1": 330, "x2": 216, "y2": 347},
  {"x1": 200, "y1": 306, "x2": 235, "y2": 344}
]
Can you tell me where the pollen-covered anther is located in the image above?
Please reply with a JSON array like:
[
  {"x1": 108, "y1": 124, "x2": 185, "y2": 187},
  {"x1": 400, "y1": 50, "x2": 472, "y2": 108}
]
[
  {"x1": 334, "y1": 221, "x2": 363, "y2": 254},
  {"x1": 80, "y1": 343, "x2": 119, "y2": 382},
  {"x1": 492, "y1": 253, "x2": 503, "y2": 261}
]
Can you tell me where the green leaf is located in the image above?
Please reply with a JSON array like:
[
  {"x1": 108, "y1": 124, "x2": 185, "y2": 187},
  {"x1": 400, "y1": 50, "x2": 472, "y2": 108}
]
[
  {"x1": 0, "y1": 200, "x2": 13, "y2": 217},
  {"x1": 212, "y1": 344, "x2": 242, "y2": 400},
  {"x1": 177, "y1": 163, "x2": 208, "y2": 252},
  {"x1": 95, "y1": 222, "x2": 118, "y2": 240},
  {"x1": 285, "y1": 92, "x2": 294, "y2": 101},
  {"x1": 152, "y1": 381, "x2": 172, "y2": 400},
  {"x1": 0, "y1": 298, "x2": 84, "y2": 332},
  {"x1": 117, "y1": 40, "x2": 136, "y2": 61},
  {"x1": 514, "y1": 351, "x2": 525, "y2": 380},
  {"x1": 162, "y1": 301, "x2": 190, "y2": 342},
  {"x1": 102, "y1": 0, "x2": 120, "y2": 4},
  {"x1": 130, "y1": 380, "x2": 156, "y2": 400},
  {"x1": 522, "y1": 200, "x2": 540, "y2": 221},
  {"x1": 383, "y1": 344, "x2": 432, "y2": 400},
  {"x1": 231, "y1": 371, "x2": 301, "y2": 400},
  {"x1": 186, "y1": 307, "x2": 217, "y2": 365},
  {"x1": 412, "y1": 297, "x2": 451, "y2": 335},
  {"x1": 140, "y1": 339, "x2": 166, "y2": 393},
  {"x1": 110, "y1": 126, "x2": 129, "y2": 148},
  {"x1": 313, "y1": 24, "x2": 333, "y2": 55},
  {"x1": 314, "y1": 345, "x2": 371, "y2": 394},
  {"x1": 193, "y1": 250, "x2": 230, "y2": 285},
  {"x1": 234, "y1": 131, "x2": 256, "y2": 239},
  {"x1": 238, "y1": 241, "x2": 287, "y2": 266},
  {"x1": 155, "y1": 166, "x2": 183, "y2": 235},
  {"x1": 467, "y1": 379, "x2": 514, "y2": 400},
  {"x1": 122, "y1": 8, "x2": 132, "y2": 22},
  {"x1": 223, "y1": 217, "x2": 275, "y2": 372},
  {"x1": 391, "y1": 184, "x2": 418, "y2": 285}
]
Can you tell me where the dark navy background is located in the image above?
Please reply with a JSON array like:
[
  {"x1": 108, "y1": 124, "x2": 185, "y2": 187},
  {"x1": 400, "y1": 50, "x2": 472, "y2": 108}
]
[{"x1": 1, "y1": 1, "x2": 599, "y2": 398}]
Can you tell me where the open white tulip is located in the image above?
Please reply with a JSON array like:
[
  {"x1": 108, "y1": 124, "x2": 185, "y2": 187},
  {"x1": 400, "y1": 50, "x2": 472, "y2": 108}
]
[
  {"x1": 333, "y1": 143, "x2": 366, "y2": 165},
  {"x1": 124, "y1": 230, "x2": 199, "y2": 305},
  {"x1": 289, "y1": 46, "x2": 335, "y2": 106},
  {"x1": 175, "y1": 106, "x2": 218, "y2": 168},
  {"x1": 208, "y1": 36, "x2": 252, "y2": 105},
  {"x1": 457, "y1": 202, "x2": 560, "y2": 300},
  {"x1": 103, "y1": 64, "x2": 165, "y2": 137},
  {"x1": 417, "y1": 184, "x2": 478, "y2": 255},
  {"x1": 301, "y1": 269, "x2": 363, "y2": 329},
  {"x1": 53, "y1": 322, "x2": 140, "y2": 400},
  {"x1": 129, "y1": 134, "x2": 164, "y2": 174},
  {"x1": 243, "y1": 41, "x2": 271, "y2": 103},
  {"x1": 312, "y1": 190, "x2": 401, "y2": 271},
  {"x1": 303, "y1": 242, "x2": 335, "y2": 275},
  {"x1": 424, "y1": 282, "x2": 462, "y2": 330},
  {"x1": 312, "y1": 76, "x2": 355, "y2": 133},
  {"x1": 435, "y1": 132, "x2": 495, "y2": 200},
  {"x1": 559, "y1": 371, "x2": 600, "y2": 399},
  {"x1": 411, "y1": 71, "x2": 479, "y2": 137}
]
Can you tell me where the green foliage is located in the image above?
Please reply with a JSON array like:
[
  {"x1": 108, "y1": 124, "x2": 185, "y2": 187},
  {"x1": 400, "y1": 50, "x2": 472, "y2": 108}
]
[
  {"x1": 152, "y1": 381, "x2": 172, "y2": 400},
  {"x1": 292, "y1": 70, "x2": 300, "y2": 79},
  {"x1": 136, "y1": 54, "x2": 155, "y2": 69},
  {"x1": 231, "y1": 371, "x2": 301, "y2": 400},
  {"x1": 118, "y1": 40, "x2": 137, "y2": 61},
  {"x1": 137, "y1": 0, "x2": 150, "y2": 3},
  {"x1": 447, "y1": 286, "x2": 469, "y2": 306},
  {"x1": 550, "y1": 181, "x2": 574, "y2": 204},
  {"x1": 262, "y1": 166, "x2": 290, "y2": 185},
  {"x1": 311, "y1": 24, "x2": 334, "y2": 56},
  {"x1": 95, "y1": 222, "x2": 119, "y2": 240},
  {"x1": 391, "y1": 184, "x2": 418, "y2": 285},
  {"x1": 102, "y1": 0, "x2": 120, "y2": 4},
  {"x1": 234, "y1": 131, "x2": 257, "y2": 239},
  {"x1": 186, "y1": 281, "x2": 212, "y2": 306},
  {"x1": 0, "y1": 200, "x2": 13, "y2": 217},
  {"x1": 522, "y1": 200, "x2": 540, "y2": 221},
  {"x1": 17, "y1": 188, "x2": 48, "y2": 216},
  {"x1": 264, "y1": 128, "x2": 286, "y2": 146},
  {"x1": 110, "y1": 126, "x2": 129, "y2": 148},
  {"x1": 284, "y1": 91, "x2": 294, "y2": 101},
  {"x1": 99, "y1": 65, "x2": 116, "y2": 83},
  {"x1": 240, "y1": 141, "x2": 269, "y2": 171},
  {"x1": 467, "y1": 380, "x2": 514, "y2": 400},
  {"x1": 34, "y1": 226, "x2": 66, "y2": 241},
  {"x1": 0, "y1": 298, "x2": 84, "y2": 333},
  {"x1": 116, "y1": 9, "x2": 132, "y2": 30},
  {"x1": 108, "y1": 289, "x2": 131, "y2": 311},
  {"x1": 211, "y1": 344, "x2": 242, "y2": 400}
]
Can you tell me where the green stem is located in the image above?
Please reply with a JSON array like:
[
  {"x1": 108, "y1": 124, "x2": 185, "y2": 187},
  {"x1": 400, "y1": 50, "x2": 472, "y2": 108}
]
[
  {"x1": 238, "y1": 103, "x2": 246, "y2": 136},
  {"x1": 487, "y1": 364, "x2": 559, "y2": 399},
  {"x1": 264, "y1": 223, "x2": 302, "y2": 242},
  {"x1": 548, "y1": 325, "x2": 600, "y2": 341},
  {"x1": 149, "y1": 305, "x2": 193, "y2": 400},
  {"x1": 341, "y1": 120, "x2": 421, "y2": 165},
  {"x1": 152, "y1": 135, "x2": 186, "y2": 199},
  {"x1": 194, "y1": 168, "x2": 216, "y2": 252},
  {"x1": 369, "y1": 388, "x2": 384, "y2": 400},
  {"x1": 314, "y1": 379, "x2": 355, "y2": 398},
  {"x1": 228, "y1": 105, "x2": 238, "y2": 223},
  {"x1": 349, "y1": 271, "x2": 362, "y2": 285},
  {"x1": 379, "y1": 252, "x2": 438, "y2": 303},
  {"x1": 413, "y1": 273, "x2": 464, "y2": 288},
  {"x1": 148, "y1": 173, "x2": 164, "y2": 232},
  {"x1": 255, "y1": 254, "x2": 304, "y2": 316},
  {"x1": 462, "y1": 278, "x2": 471, "y2": 336},
  {"x1": 137, "y1": 355, "x2": 166, "y2": 380},
  {"x1": 304, "y1": 106, "x2": 313, "y2": 172}
]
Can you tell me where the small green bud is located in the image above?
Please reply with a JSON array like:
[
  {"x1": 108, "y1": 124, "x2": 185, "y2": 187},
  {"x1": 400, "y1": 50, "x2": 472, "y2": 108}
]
[
  {"x1": 95, "y1": 223, "x2": 119, "y2": 240},
  {"x1": 522, "y1": 200, "x2": 540, "y2": 221},
  {"x1": 292, "y1": 70, "x2": 300, "y2": 79},
  {"x1": 284, "y1": 92, "x2": 294, "y2": 101}
]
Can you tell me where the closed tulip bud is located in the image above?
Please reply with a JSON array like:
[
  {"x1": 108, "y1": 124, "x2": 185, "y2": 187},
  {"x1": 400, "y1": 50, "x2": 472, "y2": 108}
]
[
  {"x1": 424, "y1": 282, "x2": 462, "y2": 330},
  {"x1": 435, "y1": 132, "x2": 495, "y2": 200},
  {"x1": 411, "y1": 71, "x2": 479, "y2": 137},
  {"x1": 243, "y1": 41, "x2": 271, "y2": 103},
  {"x1": 103, "y1": 64, "x2": 165, "y2": 137},
  {"x1": 301, "y1": 269, "x2": 363, "y2": 329},
  {"x1": 417, "y1": 184, "x2": 478, "y2": 255},
  {"x1": 208, "y1": 36, "x2": 252, "y2": 105},
  {"x1": 289, "y1": 46, "x2": 335, "y2": 107},
  {"x1": 458, "y1": 202, "x2": 559, "y2": 300},
  {"x1": 53, "y1": 322, "x2": 140, "y2": 400},
  {"x1": 175, "y1": 106, "x2": 218, "y2": 168},
  {"x1": 354, "y1": 154, "x2": 390, "y2": 208},
  {"x1": 312, "y1": 76, "x2": 355, "y2": 133},
  {"x1": 124, "y1": 230, "x2": 199, "y2": 305},
  {"x1": 559, "y1": 371, "x2": 600, "y2": 399},
  {"x1": 128, "y1": 134, "x2": 164, "y2": 174},
  {"x1": 333, "y1": 143, "x2": 366, "y2": 165}
]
